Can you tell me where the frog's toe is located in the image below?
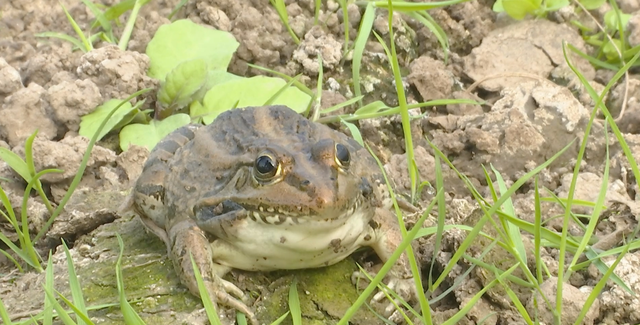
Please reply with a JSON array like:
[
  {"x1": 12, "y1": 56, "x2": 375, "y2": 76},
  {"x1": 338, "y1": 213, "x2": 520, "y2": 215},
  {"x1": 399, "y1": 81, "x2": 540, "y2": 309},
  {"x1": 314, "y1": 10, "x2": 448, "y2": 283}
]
[
  {"x1": 203, "y1": 276, "x2": 256, "y2": 324},
  {"x1": 219, "y1": 277, "x2": 249, "y2": 303}
]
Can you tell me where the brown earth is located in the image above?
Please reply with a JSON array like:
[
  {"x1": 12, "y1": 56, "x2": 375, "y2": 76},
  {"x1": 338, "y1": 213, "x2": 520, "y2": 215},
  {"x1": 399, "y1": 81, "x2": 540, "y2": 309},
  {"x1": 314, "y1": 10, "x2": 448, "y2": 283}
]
[{"x1": 1, "y1": 0, "x2": 640, "y2": 324}]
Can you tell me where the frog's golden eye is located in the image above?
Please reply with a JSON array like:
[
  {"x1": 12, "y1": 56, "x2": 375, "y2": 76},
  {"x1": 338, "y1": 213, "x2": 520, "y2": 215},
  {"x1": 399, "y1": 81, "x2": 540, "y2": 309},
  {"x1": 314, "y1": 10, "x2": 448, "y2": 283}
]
[
  {"x1": 334, "y1": 143, "x2": 350, "y2": 169},
  {"x1": 253, "y1": 152, "x2": 281, "y2": 182}
]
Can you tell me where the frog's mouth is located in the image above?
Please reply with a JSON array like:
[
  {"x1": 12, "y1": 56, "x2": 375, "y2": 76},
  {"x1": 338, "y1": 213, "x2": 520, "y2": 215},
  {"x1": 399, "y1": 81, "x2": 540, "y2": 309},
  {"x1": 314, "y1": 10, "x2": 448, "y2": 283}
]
[{"x1": 193, "y1": 195, "x2": 368, "y2": 229}]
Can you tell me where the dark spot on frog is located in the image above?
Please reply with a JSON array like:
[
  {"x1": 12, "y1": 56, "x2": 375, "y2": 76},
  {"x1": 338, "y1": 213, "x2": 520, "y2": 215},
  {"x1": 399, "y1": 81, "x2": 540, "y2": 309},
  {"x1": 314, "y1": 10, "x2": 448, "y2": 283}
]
[
  {"x1": 330, "y1": 238, "x2": 342, "y2": 253},
  {"x1": 364, "y1": 234, "x2": 371, "y2": 241},
  {"x1": 360, "y1": 177, "x2": 373, "y2": 198},
  {"x1": 369, "y1": 219, "x2": 380, "y2": 229},
  {"x1": 280, "y1": 236, "x2": 286, "y2": 243},
  {"x1": 195, "y1": 200, "x2": 244, "y2": 224}
]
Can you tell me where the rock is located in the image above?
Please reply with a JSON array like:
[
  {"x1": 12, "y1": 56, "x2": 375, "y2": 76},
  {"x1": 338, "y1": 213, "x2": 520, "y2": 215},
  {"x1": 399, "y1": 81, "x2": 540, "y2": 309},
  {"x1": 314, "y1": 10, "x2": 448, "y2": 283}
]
[
  {"x1": 46, "y1": 79, "x2": 102, "y2": 132},
  {"x1": 293, "y1": 25, "x2": 343, "y2": 75},
  {"x1": 527, "y1": 277, "x2": 599, "y2": 325},
  {"x1": 0, "y1": 83, "x2": 58, "y2": 147},
  {"x1": 428, "y1": 82, "x2": 589, "y2": 184},
  {"x1": 76, "y1": 45, "x2": 156, "y2": 101},
  {"x1": 11, "y1": 135, "x2": 116, "y2": 184},
  {"x1": 0, "y1": 57, "x2": 23, "y2": 98},
  {"x1": 408, "y1": 56, "x2": 454, "y2": 101},
  {"x1": 463, "y1": 19, "x2": 594, "y2": 92}
]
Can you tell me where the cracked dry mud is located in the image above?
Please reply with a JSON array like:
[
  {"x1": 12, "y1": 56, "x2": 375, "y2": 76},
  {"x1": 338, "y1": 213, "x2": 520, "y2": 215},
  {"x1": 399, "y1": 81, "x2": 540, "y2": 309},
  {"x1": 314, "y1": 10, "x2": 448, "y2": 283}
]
[{"x1": 2, "y1": 0, "x2": 640, "y2": 324}]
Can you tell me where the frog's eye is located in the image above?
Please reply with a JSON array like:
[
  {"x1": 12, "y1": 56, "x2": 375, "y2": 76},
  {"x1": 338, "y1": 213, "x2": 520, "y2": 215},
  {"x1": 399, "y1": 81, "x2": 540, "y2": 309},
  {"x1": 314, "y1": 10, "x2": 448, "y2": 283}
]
[
  {"x1": 254, "y1": 153, "x2": 281, "y2": 182},
  {"x1": 334, "y1": 143, "x2": 350, "y2": 169}
]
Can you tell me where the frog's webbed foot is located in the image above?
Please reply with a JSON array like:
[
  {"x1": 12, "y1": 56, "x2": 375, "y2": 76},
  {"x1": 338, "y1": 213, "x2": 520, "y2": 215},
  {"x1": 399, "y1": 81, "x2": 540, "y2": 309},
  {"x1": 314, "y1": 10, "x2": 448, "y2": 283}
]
[{"x1": 170, "y1": 219, "x2": 258, "y2": 325}]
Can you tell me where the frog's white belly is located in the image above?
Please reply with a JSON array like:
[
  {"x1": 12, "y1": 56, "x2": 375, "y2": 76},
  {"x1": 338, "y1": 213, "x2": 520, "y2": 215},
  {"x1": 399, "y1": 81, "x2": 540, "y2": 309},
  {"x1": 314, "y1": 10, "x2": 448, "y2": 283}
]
[{"x1": 210, "y1": 210, "x2": 373, "y2": 271}]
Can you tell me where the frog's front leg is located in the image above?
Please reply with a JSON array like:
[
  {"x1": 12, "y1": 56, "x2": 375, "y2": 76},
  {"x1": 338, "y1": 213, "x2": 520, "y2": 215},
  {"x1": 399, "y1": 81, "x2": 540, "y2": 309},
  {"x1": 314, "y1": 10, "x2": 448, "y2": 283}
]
[
  {"x1": 356, "y1": 207, "x2": 419, "y2": 316},
  {"x1": 167, "y1": 217, "x2": 258, "y2": 324}
]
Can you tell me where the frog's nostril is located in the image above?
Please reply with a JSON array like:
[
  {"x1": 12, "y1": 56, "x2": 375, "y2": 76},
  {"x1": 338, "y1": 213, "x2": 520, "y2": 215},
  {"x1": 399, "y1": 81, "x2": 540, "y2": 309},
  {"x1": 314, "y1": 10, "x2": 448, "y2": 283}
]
[{"x1": 300, "y1": 179, "x2": 311, "y2": 189}]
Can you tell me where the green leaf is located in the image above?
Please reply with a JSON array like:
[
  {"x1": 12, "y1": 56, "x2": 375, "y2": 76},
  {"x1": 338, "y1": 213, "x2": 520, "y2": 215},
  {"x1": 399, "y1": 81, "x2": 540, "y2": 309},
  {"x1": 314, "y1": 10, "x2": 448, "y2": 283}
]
[
  {"x1": 195, "y1": 76, "x2": 311, "y2": 124},
  {"x1": 157, "y1": 59, "x2": 209, "y2": 111},
  {"x1": 493, "y1": 0, "x2": 505, "y2": 11},
  {"x1": 79, "y1": 99, "x2": 135, "y2": 141},
  {"x1": 119, "y1": 113, "x2": 191, "y2": 151},
  {"x1": 604, "y1": 10, "x2": 631, "y2": 31},
  {"x1": 0, "y1": 148, "x2": 29, "y2": 182},
  {"x1": 146, "y1": 19, "x2": 239, "y2": 81},
  {"x1": 603, "y1": 39, "x2": 623, "y2": 60},
  {"x1": 354, "y1": 100, "x2": 389, "y2": 115},
  {"x1": 545, "y1": 0, "x2": 569, "y2": 11},
  {"x1": 502, "y1": 0, "x2": 541, "y2": 19}
]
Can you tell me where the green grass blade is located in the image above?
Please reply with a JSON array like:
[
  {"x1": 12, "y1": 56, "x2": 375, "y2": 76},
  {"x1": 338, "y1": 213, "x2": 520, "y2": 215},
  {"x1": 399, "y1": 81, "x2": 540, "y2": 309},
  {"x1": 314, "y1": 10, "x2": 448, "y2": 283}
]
[
  {"x1": 0, "y1": 147, "x2": 30, "y2": 182},
  {"x1": 428, "y1": 138, "x2": 575, "y2": 289},
  {"x1": 314, "y1": 0, "x2": 321, "y2": 24},
  {"x1": 310, "y1": 56, "x2": 323, "y2": 121},
  {"x1": 24, "y1": 131, "x2": 54, "y2": 214},
  {"x1": 493, "y1": 265, "x2": 533, "y2": 325},
  {"x1": 44, "y1": 286, "x2": 77, "y2": 325},
  {"x1": 247, "y1": 64, "x2": 314, "y2": 95},
  {"x1": 566, "y1": 43, "x2": 619, "y2": 70},
  {"x1": 270, "y1": 311, "x2": 291, "y2": 325},
  {"x1": 80, "y1": 0, "x2": 114, "y2": 43},
  {"x1": 352, "y1": 2, "x2": 375, "y2": 106},
  {"x1": 566, "y1": 122, "x2": 610, "y2": 280},
  {"x1": 319, "y1": 95, "x2": 364, "y2": 114},
  {"x1": 385, "y1": 0, "x2": 417, "y2": 200},
  {"x1": 338, "y1": 188, "x2": 437, "y2": 325},
  {"x1": 560, "y1": 41, "x2": 640, "y2": 316},
  {"x1": 115, "y1": 234, "x2": 146, "y2": 324},
  {"x1": 574, "y1": 244, "x2": 630, "y2": 324},
  {"x1": 60, "y1": 3, "x2": 92, "y2": 52},
  {"x1": 61, "y1": 241, "x2": 88, "y2": 324},
  {"x1": 372, "y1": 0, "x2": 475, "y2": 10},
  {"x1": 269, "y1": 0, "x2": 300, "y2": 44},
  {"x1": 0, "y1": 248, "x2": 23, "y2": 272},
  {"x1": 340, "y1": 120, "x2": 364, "y2": 146},
  {"x1": 0, "y1": 296, "x2": 13, "y2": 325},
  {"x1": 336, "y1": 0, "x2": 349, "y2": 56},
  {"x1": 34, "y1": 88, "x2": 152, "y2": 243},
  {"x1": 118, "y1": 0, "x2": 151, "y2": 50},
  {"x1": 0, "y1": 183, "x2": 18, "y2": 228},
  {"x1": 533, "y1": 177, "x2": 543, "y2": 283},
  {"x1": 288, "y1": 280, "x2": 302, "y2": 325},
  {"x1": 263, "y1": 74, "x2": 303, "y2": 107},
  {"x1": 55, "y1": 291, "x2": 95, "y2": 325},
  {"x1": 103, "y1": 0, "x2": 135, "y2": 20},
  {"x1": 35, "y1": 32, "x2": 86, "y2": 51},
  {"x1": 491, "y1": 166, "x2": 527, "y2": 264},
  {"x1": 188, "y1": 254, "x2": 223, "y2": 325},
  {"x1": 407, "y1": 11, "x2": 449, "y2": 63},
  {"x1": 441, "y1": 278, "x2": 498, "y2": 325},
  {"x1": 168, "y1": 0, "x2": 189, "y2": 20},
  {"x1": 428, "y1": 153, "x2": 445, "y2": 290},
  {"x1": 44, "y1": 251, "x2": 54, "y2": 325}
]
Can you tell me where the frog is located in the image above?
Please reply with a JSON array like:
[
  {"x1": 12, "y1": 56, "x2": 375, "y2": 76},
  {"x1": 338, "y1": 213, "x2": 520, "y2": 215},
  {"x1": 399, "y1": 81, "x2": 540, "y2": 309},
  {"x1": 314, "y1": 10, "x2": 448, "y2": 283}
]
[{"x1": 125, "y1": 105, "x2": 417, "y2": 323}]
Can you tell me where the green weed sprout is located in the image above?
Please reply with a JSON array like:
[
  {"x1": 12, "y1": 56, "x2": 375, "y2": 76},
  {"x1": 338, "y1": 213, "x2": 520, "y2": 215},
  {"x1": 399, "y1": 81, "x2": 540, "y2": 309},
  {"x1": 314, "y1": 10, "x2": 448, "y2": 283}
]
[
  {"x1": 493, "y1": 0, "x2": 571, "y2": 20},
  {"x1": 36, "y1": 0, "x2": 151, "y2": 51},
  {"x1": 0, "y1": 89, "x2": 151, "y2": 272}
]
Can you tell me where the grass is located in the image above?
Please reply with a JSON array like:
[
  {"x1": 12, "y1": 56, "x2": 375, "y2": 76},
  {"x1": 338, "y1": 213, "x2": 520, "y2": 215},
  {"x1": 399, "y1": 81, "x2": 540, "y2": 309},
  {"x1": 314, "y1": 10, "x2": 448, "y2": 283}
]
[{"x1": 2, "y1": 1, "x2": 640, "y2": 325}]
